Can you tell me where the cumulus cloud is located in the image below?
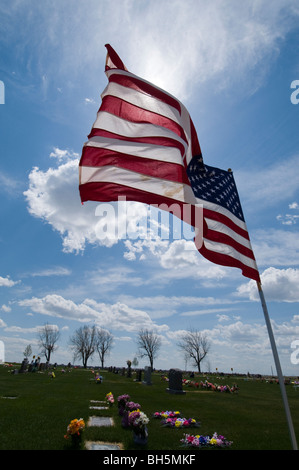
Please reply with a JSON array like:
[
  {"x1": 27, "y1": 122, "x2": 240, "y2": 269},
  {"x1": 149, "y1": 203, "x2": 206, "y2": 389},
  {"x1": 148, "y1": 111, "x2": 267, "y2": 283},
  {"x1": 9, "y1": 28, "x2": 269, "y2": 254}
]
[
  {"x1": 277, "y1": 201, "x2": 299, "y2": 225},
  {"x1": 0, "y1": 275, "x2": 19, "y2": 287},
  {"x1": 18, "y1": 294, "x2": 169, "y2": 333},
  {"x1": 1, "y1": 304, "x2": 11, "y2": 312},
  {"x1": 236, "y1": 267, "x2": 299, "y2": 302},
  {"x1": 23, "y1": 150, "x2": 156, "y2": 253},
  {"x1": 24, "y1": 154, "x2": 97, "y2": 253}
]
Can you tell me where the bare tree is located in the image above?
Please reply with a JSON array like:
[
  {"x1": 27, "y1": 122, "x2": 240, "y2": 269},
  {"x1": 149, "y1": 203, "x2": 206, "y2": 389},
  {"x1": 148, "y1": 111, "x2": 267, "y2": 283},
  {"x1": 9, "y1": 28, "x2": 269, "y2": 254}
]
[
  {"x1": 177, "y1": 329, "x2": 210, "y2": 373},
  {"x1": 136, "y1": 329, "x2": 161, "y2": 370},
  {"x1": 23, "y1": 344, "x2": 32, "y2": 359},
  {"x1": 96, "y1": 328, "x2": 113, "y2": 368},
  {"x1": 69, "y1": 325, "x2": 97, "y2": 368},
  {"x1": 37, "y1": 323, "x2": 60, "y2": 362}
]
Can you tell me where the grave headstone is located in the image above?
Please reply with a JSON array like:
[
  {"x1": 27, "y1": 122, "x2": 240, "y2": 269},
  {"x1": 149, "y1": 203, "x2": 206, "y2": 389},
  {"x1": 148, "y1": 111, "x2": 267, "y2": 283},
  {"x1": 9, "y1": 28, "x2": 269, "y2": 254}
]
[
  {"x1": 19, "y1": 360, "x2": 28, "y2": 374},
  {"x1": 87, "y1": 416, "x2": 114, "y2": 427},
  {"x1": 143, "y1": 366, "x2": 152, "y2": 385},
  {"x1": 85, "y1": 441, "x2": 122, "y2": 450},
  {"x1": 136, "y1": 369, "x2": 142, "y2": 382},
  {"x1": 166, "y1": 368, "x2": 186, "y2": 394}
]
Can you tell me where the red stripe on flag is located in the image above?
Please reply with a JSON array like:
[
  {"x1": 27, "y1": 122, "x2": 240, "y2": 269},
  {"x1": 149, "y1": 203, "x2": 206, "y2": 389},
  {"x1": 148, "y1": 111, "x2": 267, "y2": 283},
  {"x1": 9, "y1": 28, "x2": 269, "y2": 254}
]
[
  {"x1": 100, "y1": 95, "x2": 188, "y2": 143},
  {"x1": 79, "y1": 181, "x2": 199, "y2": 228},
  {"x1": 203, "y1": 208, "x2": 250, "y2": 241},
  {"x1": 80, "y1": 146, "x2": 190, "y2": 185},
  {"x1": 199, "y1": 243, "x2": 260, "y2": 282},
  {"x1": 105, "y1": 44, "x2": 126, "y2": 70},
  {"x1": 88, "y1": 128, "x2": 187, "y2": 157},
  {"x1": 203, "y1": 226, "x2": 256, "y2": 260},
  {"x1": 108, "y1": 73, "x2": 182, "y2": 115}
]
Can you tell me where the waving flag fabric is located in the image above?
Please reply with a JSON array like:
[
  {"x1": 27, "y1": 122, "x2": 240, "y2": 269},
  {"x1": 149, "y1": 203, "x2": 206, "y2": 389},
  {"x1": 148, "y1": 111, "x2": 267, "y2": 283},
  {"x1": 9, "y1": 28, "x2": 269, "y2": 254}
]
[
  {"x1": 79, "y1": 44, "x2": 260, "y2": 282},
  {"x1": 79, "y1": 44, "x2": 203, "y2": 239},
  {"x1": 187, "y1": 158, "x2": 260, "y2": 282}
]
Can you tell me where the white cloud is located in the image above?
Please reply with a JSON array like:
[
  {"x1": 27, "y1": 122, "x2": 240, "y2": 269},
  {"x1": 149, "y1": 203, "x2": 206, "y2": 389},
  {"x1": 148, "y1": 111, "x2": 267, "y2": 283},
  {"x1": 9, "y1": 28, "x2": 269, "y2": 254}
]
[
  {"x1": 119, "y1": 294, "x2": 238, "y2": 320},
  {"x1": 237, "y1": 267, "x2": 299, "y2": 302},
  {"x1": 28, "y1": 266, "x2": 72, "y2": 277},
  {"x1": 158, "y1": 239, "x2": 228, "y2": 279},
  {"x1": 18, "y1": 294, "x2": 169, "y2": 333},
  {"x1": 4, "y1": 325, "x2": 39, "y2": 334},
  {"x1": 1, "y1": 0, "x2": 299, "y2": 104},
  {"x1": 1, "y1": 304, "x2": 11, "y2": 312},
  {"x1": 49, "y1": 147, "x2": 78, "y2": 161},
  {"x1": 236, "y1": 154, "x2": 299, "y2": 210},
  {"x1": 0, "y1": 275, "x2": 19, "y2": 287},
  {"x1": 24, "y1": 151, "x2": 155, "y2": 253},
  {"x1": 24, "y1": 153, "x2": 107, "y2": 253},
  {"x1": 277, "y1": 201, "x2": 299, "y2": 225},
  {"x1": 251, "y1": 229, "x2": 299, "y2": 267},
  {"x1": 0, "y1": 170, "x2": 22, "y2": 197},
  {"x1": 276, "y1": 214, "x2": 299, "y2": 225},
  {"x1": 181, "y1": 308, "x2": 232, "y2": 317}
]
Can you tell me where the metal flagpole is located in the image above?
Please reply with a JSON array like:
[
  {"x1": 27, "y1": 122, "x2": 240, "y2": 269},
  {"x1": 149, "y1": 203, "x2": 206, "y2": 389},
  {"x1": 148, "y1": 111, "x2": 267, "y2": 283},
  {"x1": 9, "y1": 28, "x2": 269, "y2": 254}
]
[{"x1": 257, "y1": 281, "x2": 298, "y2": 450}]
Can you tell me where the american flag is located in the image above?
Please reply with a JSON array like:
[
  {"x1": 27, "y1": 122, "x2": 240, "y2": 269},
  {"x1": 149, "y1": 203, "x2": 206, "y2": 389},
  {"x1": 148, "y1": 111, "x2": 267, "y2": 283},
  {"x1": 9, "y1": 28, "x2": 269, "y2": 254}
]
[
  {"x1": 79, "y1": 44, "x2": 260, "y2": 282},
  {"x1": 187, "y1": 158, "x2": 260, "y2": 281}
]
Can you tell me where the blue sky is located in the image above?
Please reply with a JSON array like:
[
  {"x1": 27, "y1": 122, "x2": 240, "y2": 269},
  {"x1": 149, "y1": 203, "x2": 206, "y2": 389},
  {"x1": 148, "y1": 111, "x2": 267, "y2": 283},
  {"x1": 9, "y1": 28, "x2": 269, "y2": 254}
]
[{"x1": 1, "y1": 0, "x2": 299, "y2": 375}]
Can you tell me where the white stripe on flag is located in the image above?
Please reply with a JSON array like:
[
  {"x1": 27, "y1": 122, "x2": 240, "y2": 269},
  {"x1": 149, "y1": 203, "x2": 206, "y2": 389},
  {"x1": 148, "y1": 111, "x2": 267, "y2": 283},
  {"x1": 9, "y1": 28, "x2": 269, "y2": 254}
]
[
  {"x1": 101, "y1": 81, "x2": 182, "y2": 125},
  {"x1": 202, "y1": 238, "x2": 258, "y2": 271},
  {"x1": 92, "y1": 111, "x2": 188, "y2": 151},
  {"x1": 84, "y1": 136, "x2": 184, "y2": 166},
  {"x1": 80, "y1": 165, "x2": 197, "y2": 204},
  {"x1": 205, "y1": 217, "x2": 253, "y2": 251}
]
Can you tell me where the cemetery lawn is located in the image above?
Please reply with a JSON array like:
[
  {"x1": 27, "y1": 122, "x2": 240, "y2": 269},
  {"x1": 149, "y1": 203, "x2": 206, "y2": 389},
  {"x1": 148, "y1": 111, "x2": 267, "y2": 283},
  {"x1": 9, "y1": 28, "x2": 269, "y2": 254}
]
[{"x1": 1, "y1": 364, "x2": 299, "y2": 450}]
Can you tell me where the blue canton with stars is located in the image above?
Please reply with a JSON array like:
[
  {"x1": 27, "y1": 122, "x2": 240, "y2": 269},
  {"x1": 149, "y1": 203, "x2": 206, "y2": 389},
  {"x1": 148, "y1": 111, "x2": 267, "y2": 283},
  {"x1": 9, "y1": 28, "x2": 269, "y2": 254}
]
[{"x1": 187, "y1": 155, "x2": 245, "y2": 222}]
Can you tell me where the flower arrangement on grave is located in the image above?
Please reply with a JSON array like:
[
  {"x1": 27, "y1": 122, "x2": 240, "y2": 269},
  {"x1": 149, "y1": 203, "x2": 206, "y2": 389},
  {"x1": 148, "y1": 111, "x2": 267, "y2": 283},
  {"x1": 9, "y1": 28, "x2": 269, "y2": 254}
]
[
  {"x1": 180, "y1": 432, "x2": 232, "y2": 448},
  {"x1": 106, "y1": 392, "x2": 114, "y2": 406},
  {"x1": 182, "y1": 379, "x2": 199, "y2": 388},
  {"x1": 122, "y1": 401, "x2": 141, "y2": 428},
  {"x1": 95, "y1": 374, "x2": 102, "y2": 384},
  {"x1": 199, "y1": 380, "x2": 238, "y2": 393},
  {"x1": 153, "y1": 411, "x2": 180, "y2": 419},
  {"x1": 125, "y1": 401, "x2": 141, "y2": 412},
  {"x1": 162, "y1": 417, "x2": 200, "y2": 428},
  {"x1": 117, "y1": 394, "x2": 130, "y2": 416},
  {"x1": 128, "y1": 410, "x2": 149, "y2": 444},
  {"x1": 117, "y1": 394, "x2": 130, "y2": 407},
  {"x1": 64, "y1": 418, "x2": 85, "y2": 447}
]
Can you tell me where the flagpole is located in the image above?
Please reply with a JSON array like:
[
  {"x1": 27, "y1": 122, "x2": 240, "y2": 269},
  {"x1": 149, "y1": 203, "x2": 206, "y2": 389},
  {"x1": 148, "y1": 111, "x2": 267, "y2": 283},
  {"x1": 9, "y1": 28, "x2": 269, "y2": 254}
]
[{"x1": 256, "y1": 281, "x2": 298, "y2": 450}]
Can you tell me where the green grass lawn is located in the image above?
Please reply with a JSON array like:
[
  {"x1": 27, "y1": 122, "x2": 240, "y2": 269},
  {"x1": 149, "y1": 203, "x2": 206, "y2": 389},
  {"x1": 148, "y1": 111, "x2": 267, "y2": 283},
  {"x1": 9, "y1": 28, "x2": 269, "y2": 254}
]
[{"x1": 0, "y1": 364, "x2": 298, "y2": 450}]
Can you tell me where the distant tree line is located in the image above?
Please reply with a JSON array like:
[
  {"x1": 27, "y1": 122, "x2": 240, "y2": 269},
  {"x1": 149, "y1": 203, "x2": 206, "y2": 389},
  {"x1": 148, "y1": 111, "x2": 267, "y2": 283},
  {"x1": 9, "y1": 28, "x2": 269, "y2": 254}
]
[{"x1": 26, "y1": 323, "x2": 211, "y2": 371}]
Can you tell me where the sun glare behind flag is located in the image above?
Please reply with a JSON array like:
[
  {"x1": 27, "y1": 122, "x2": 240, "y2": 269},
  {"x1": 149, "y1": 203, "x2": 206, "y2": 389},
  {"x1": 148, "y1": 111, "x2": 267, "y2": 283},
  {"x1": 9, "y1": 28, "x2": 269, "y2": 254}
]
[
  {"x1": 79, "y1": 44, "x2": 260, "y2": 282},
  {"x1": 79, "y1": 43, "x2": 203, "y2": 245}
]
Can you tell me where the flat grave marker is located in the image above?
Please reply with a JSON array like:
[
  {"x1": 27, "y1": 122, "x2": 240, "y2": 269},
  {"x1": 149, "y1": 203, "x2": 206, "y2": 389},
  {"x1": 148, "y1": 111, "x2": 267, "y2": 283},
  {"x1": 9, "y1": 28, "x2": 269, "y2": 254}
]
[{"x1": 87, "y1": 416, "x2": 114, "y2": 427}]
